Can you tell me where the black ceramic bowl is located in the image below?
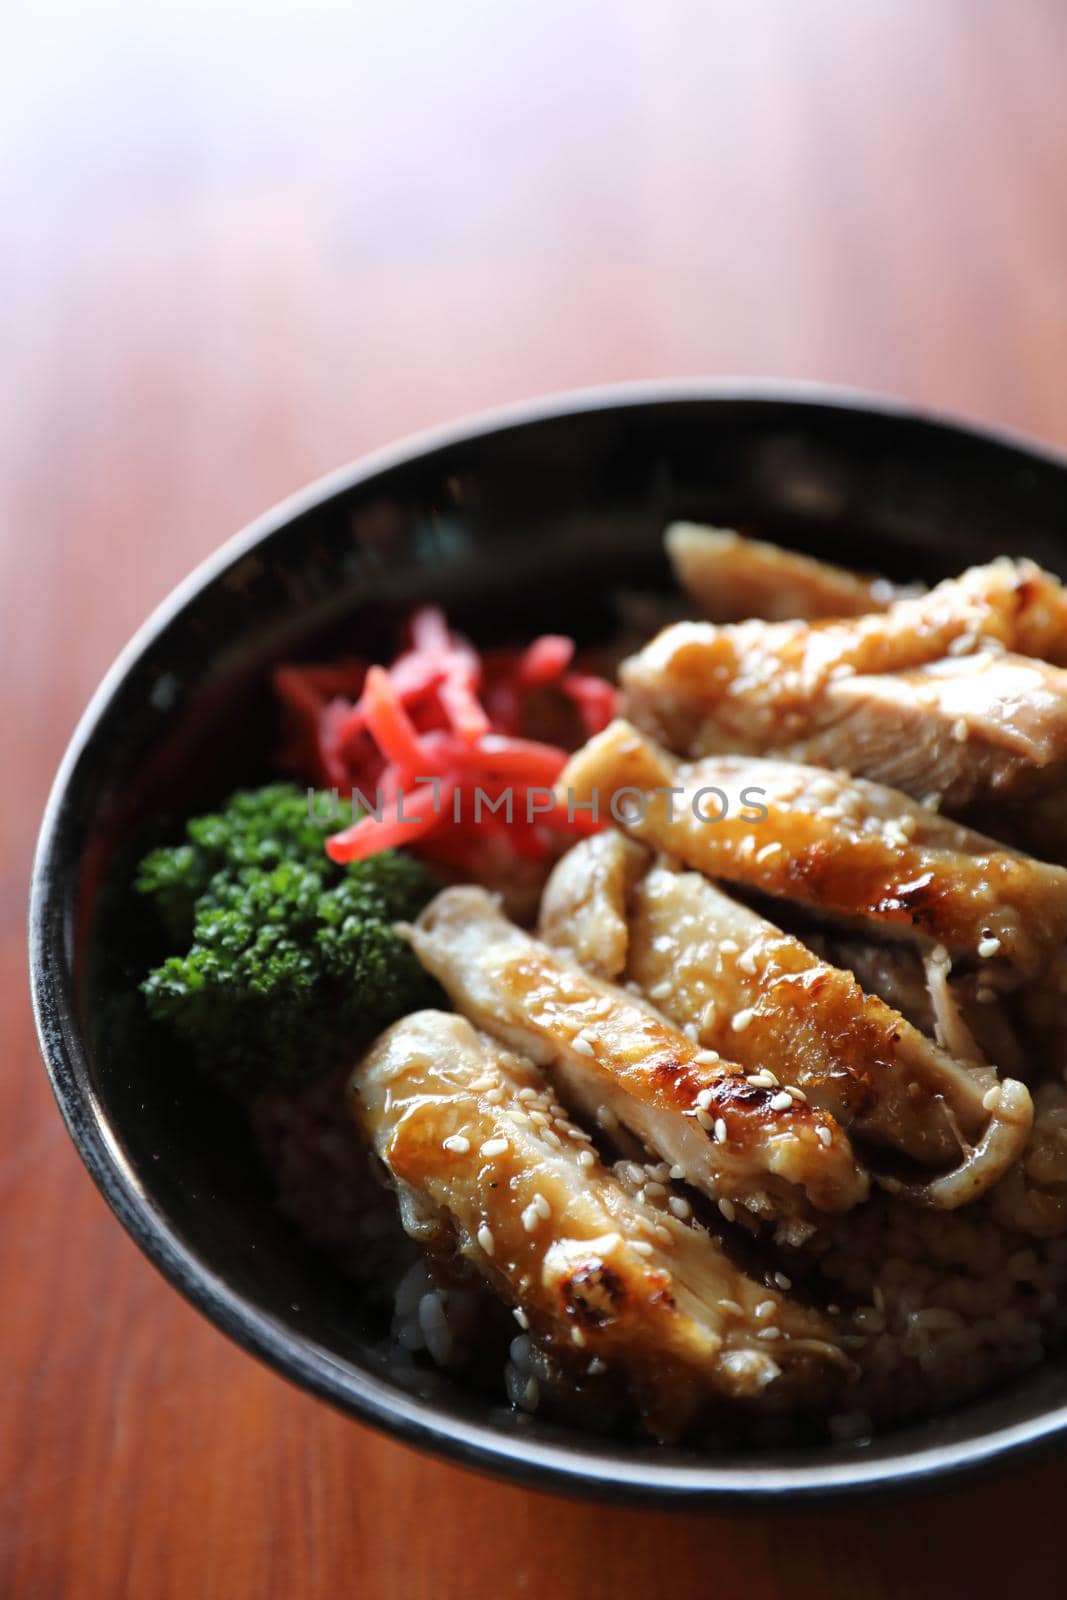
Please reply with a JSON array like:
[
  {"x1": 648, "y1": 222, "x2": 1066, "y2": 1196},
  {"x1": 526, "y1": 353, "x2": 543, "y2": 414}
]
[{"x1": 30, "y1": 382, "x2": 1067, "y2": 1503}]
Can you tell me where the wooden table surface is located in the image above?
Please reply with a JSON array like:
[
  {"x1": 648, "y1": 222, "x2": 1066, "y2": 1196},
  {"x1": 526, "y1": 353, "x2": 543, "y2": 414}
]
[{"x1": 6, "y1": 1, "x2": 1067, "y2": 1594}]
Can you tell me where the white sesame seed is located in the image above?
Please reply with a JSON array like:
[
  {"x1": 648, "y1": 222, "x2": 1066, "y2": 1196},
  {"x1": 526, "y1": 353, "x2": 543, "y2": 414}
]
[
  {"x1": 571, "y1": 1032, "x2": 595, "y2": 1057},
  {"x1": 732, "y1": 1007, "x2": 756, "y2": 1033},
  {"x1": 773, "y1": 1271, "x2": 792, "y2": 1290},
  {"x1": 695, "y1": 1087, "x2": 715, "y2": 1111},
  {"x1": 755, "y1": 1299, "x2": 776, "y2": 1320},
  {"x1": 513, "y1": 1307, "x2": 529, "y2": 1328},
  {"x1": 695, "y1": 1108, "x2": 714, "y2": 1131},
  {"x1": 571, "y1": 1327, "x2": 586, "y2": 1348},
  {"x1": 769, "y1": 1091, "x2": 793, "y2": 1112},
  {"x1": 528, "y1": 1110, "x2": 550, "y2": 1127},
  {"x1": 649, "y1": 980, "x2": 673, "y2": 1001},
  {"x1": 982, "y1": 1085, "x2": 1002, "y2": 1111},
  {"x1": 669, "y1": 1164, "x2": 686, "y2": 1181},
  {"x1": 786, "y1": 1084, "x2": 807, "y2": 1103},
  {"x1": 951, "y1": 717, "x2": 969, "y2": 743},
  {"x1": 718, "y1": 1197, "x2": 737, "y2": 1222},
  {"x1": 756, "y1": 842, "x2": 781, "y2": 862},
  {"x1": 543, "y1": 1129, "x2": 563, "y2": 1148},
  {"x1": 816, "y1": 1125, "x2": 833, "y2": 1147},
  {"x1": 517, "y1": 1088, "x2": 538, "y2": 1102},
  {"x1": 480, "y1": 1137, "x2": 509, "y2": 1157},
  {"x1": 630, "y1": 1240, "x2": 654, "y2": 1256},
  {"x1": 714, "y1": 1117, "x2": 728, "y2": 1144},
  {"x1": 577, "y1": 1148, "x2": 596, "y2": 1169},
  {"x1": 719, "y1": 939, "x2": 740, "y2": 954},
  {"x1": 644, "y1": 1181, "x2": 667, "y2": 1199},
  {"x1": 533, "y1": 1193, "x2": 551, "y2": 1219},
  {"x1": 521, "y1": 1204, "x2": 541, "y2": 1233},
  {"x1": 756, "y1": 1326, "x2": 781, "y2": 1340},
  {"x1": 921, "y1": 791, "x2": 942, "y2": 812},
  {"x1": 668, "y1": 1196, "x2": 691, "y2": 1220},
  {"x1": 738, "y1": 947, "x2": 759, "y2": 975},
  {"x1": 477, "y1": 1224, "x2": 495, "y2": 1256},
  {"x1": 978, "y1": 935, "x2": 1002, "y2": 959},
  {"x1": 652, "y1": 1224, "x2": 674, "y2": 1245},
  {"x1": 694, "y1": 1047, "x2": 720, "y2": 1065},
  {"x1": 590, "y1": 997, "x2": 613, "y2": 1016},
  {"x1": 718, "y1": 1298, "x2": 743, "y2": 1316},
  {"x1": 442, "y1": 1134, "x2": 470, "y2": 1154}
]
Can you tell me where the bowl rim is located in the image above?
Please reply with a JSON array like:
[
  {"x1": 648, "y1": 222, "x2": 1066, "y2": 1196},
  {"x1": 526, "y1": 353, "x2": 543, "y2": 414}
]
[{"x1": 28, "y1": 377, "x2": 1067, "y2": 1505}]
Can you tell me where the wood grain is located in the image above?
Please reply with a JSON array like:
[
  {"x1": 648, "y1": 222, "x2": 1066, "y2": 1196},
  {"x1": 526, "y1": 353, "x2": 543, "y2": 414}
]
[{"x1": 6, "y1": 1, "x2": 1067, "y2": 1593}]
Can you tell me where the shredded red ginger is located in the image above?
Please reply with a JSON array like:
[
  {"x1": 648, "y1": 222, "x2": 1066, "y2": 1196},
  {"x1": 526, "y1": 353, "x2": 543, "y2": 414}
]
[{"x1": 273, "y1": 607, "x2": 617, "y2": 869}]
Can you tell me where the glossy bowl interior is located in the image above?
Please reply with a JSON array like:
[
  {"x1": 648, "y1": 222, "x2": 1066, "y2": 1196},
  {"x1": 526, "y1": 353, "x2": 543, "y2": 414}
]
[{"x1": 30, "y1": 383, "x2": 1067, "y2": 1503}]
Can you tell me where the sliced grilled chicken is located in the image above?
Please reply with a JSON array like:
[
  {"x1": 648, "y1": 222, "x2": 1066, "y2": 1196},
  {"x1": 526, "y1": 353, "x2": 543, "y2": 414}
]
[
  {"x1": 803, "y1": 930, "x2": 1029, "y2": 1081},
  {"x1": 666, "y1": 522, "x2": 907, "y2": 621},
  {"x1": 539, "y1": 834, "x2": 1031, "y2": 1201},
  {"x1": 802, "y1": 933, "x2": 935, "y2": 1033},
  {"x1": 621, "y1": 557, "x2": 1067, "y2": 757},
  {"x1": 782, "y1": 651, "x2": 1067, "y2": 858},
  {"x1": 405, "y1": 887, "x2": 868, "y2": 1221},
  {"x1": 538, "y1": 828, "x2": 647, "y2": 980},
  {"x1": 789, "y1": 651, "x2": 1067, "y2": 805},
  {"x1": 353, "y1": 1010, "x2": 851, "y2": 1436},
  {"x1": 557, "y1": 721, "x2": 1067, "y2": 975},
  {"x1": 621, "y1": 859, "x2": 1032, "y2": 1198},
  {"x1": 537, "y1": 834, "x2": 947, "y2": 1059}
]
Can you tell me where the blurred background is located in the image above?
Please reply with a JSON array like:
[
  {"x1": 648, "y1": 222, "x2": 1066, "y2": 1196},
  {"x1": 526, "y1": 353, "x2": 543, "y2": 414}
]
[{"x1": 5, "y1": 1, "x2": 1067, "y2": 1595}]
